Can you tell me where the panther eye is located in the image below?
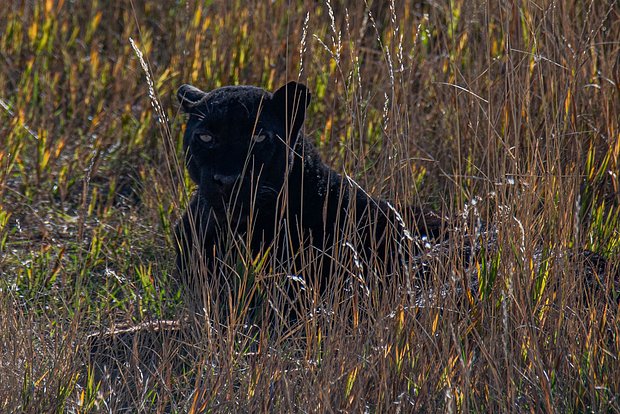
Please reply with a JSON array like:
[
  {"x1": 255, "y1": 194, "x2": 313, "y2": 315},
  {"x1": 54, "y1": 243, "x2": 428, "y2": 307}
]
[
  {"x1": 199, "y1": 134, "x2": 213, "y2": 143},
  {"x1": 252, "y1": 133, "x2": 267, "y2": 143}
]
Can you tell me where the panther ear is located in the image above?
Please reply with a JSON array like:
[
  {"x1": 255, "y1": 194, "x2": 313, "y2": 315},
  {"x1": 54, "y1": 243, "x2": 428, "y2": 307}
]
[
  {"x1": 272, "y1": 81, "x2": 311, "y2": 139},
  {"x1": 177, "y1": 84, "x2": 206, "y2": 111}
]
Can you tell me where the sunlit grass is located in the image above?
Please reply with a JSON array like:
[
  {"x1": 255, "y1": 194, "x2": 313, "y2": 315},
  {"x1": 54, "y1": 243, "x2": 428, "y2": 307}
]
[{"x1": 1, "y1": 0, "x2": 618, "y2": 412}]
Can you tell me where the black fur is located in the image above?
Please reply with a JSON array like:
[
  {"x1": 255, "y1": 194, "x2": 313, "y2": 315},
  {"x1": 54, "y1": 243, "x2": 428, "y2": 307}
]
[{"x1": 175, "y1": 82, "x2": 441, "y2": 308}]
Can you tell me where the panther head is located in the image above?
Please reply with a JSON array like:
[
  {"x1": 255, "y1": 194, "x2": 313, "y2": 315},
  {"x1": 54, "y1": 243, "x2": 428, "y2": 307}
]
[{"x1": 177, "y1": 81, "x2": 311, "y2": 227}]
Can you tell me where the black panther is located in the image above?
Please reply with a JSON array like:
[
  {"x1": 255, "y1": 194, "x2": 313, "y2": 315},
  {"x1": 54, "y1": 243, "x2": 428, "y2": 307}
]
[{"x1": 174, "y1": 81, "x2": 443, "y2": 313}]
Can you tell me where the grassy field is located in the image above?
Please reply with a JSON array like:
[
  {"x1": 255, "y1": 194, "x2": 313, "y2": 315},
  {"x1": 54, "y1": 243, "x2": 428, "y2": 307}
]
[{"x1": 1, "y1": 0, "x2": 619, "y2": 412}]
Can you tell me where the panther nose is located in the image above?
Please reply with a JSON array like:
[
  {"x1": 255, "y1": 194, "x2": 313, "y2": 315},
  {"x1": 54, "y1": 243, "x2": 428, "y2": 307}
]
[{"x1": 213, "y1": 174, "x2": 238, "y2": 194}]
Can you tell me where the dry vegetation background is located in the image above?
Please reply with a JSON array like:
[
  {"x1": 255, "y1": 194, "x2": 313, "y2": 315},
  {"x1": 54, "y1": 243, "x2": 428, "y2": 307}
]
[{"x1": 1, "y1": 0, "x2": 619, "y2": 412}]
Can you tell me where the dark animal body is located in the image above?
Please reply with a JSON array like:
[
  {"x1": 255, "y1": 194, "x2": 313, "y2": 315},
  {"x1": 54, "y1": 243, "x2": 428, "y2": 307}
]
[{"x1": 175, "y1": 82, "x2": 442, "y2": 309}]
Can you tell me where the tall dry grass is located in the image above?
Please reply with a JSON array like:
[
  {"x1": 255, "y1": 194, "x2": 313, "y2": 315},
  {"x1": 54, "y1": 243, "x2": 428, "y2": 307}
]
[{"x1": 0, "y1": 0, "x2": 618, "y2": 412}]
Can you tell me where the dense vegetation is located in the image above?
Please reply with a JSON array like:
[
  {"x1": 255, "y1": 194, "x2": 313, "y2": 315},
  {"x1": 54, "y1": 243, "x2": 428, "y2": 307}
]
[{"x1": 1, "y1": 1, "x2": 618, "y2": 412}]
